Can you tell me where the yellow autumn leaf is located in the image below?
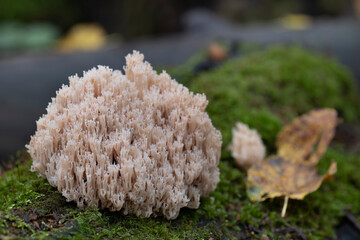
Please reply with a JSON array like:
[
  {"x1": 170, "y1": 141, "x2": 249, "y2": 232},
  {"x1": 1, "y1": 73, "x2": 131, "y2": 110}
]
[
  {"x1": 247, "y1": 157, "x2": 337, "y2": 200},
  {"x1": 246, "y1": 109, "x2": 338, "y2": 217},
  {"x1": 276, "y1": 109, "x2": 338, "y2": 165}
]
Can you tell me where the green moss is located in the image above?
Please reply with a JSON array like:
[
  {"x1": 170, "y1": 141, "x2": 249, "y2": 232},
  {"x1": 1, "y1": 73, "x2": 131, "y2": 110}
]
[
  {"x1": 0, "y1": 155, "x2": 222, "y2": 239},
  {"x1": 189, "y1": 45, "x2": 360, "y2": 155},
  {"x1": 0, "y1": 148, "x2": 359, "y2": 239},
  {"x1": 0, "y1": 161, "x2": 44, "y2": 212}
]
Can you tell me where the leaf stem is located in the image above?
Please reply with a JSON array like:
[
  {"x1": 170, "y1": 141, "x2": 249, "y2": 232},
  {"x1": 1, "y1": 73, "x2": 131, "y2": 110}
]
[{"x1": 281, "y1": 196, "x2": 289, "y2": 217}]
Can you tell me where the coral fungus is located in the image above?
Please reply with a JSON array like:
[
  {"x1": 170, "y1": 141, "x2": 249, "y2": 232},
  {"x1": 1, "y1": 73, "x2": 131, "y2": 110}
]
[
  {"x1": 229, "y1": 122, "x2": 265, "y2": 169},
  {"x1": 27, "y1": 51, "x2": 222, "y2": 219}
]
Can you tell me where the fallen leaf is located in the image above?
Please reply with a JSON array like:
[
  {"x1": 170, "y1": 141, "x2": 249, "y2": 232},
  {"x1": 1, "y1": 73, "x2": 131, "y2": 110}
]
[
  {"x1": 246, "y1": 109, "x2": 338, "y2": 217},
  {"x1": 276, "y1": 109, "x2": 338, "y2": 165},
  {"x1": 247, "y1": 157, "x2": 337, "y2": 201}
]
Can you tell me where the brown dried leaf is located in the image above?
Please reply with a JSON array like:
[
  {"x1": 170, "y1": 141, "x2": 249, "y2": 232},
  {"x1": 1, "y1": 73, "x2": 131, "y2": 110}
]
[
  {"x1": 246, "y1": 109, "x2": 338, "y2": 216},
  {"x1": 246, "y1": 156, "x2": 337, "y2": 202},
  {"x1": 276, "y1": 108, "x2": 338, "y2": 165}
]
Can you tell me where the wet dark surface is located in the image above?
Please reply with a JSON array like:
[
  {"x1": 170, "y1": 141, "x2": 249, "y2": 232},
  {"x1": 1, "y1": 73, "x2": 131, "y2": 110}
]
[
  {"x1": 0, "y1": 9, "x2": 360, "y2": 160},
  {"x1": 336, "y1": 211, "x2": 360, "y2": 240}
]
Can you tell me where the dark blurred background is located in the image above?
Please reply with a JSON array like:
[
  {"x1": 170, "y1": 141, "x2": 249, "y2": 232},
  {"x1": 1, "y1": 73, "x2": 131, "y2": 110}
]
[
  {"x1": 0, "y1": 0, "x2": 357, "y2": 40},
  {"x1": 1, "y1": 0, "x2": 360, "y2": 160}
]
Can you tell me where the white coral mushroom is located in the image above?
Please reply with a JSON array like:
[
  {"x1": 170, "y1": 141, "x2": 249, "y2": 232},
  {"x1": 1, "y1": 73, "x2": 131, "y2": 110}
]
[
  {"x1": 27, "y1": 51, "x2": 222, "y2": 219},
  {"x1": 229, "y1": 122, "x2": 265, "y2": 169}
]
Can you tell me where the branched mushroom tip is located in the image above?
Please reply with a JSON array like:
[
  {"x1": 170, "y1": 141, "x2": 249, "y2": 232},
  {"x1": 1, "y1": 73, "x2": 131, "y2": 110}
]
[{"x1": 27, "y1": 50, "x2": 222, "y2": 220}]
